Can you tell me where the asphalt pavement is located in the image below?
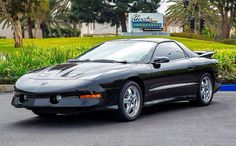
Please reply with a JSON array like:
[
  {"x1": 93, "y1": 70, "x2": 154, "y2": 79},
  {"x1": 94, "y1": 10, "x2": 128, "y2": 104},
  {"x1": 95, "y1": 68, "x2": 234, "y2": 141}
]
[{"x1": 0, "y1": 92, "x2": 236, "y2": 146}]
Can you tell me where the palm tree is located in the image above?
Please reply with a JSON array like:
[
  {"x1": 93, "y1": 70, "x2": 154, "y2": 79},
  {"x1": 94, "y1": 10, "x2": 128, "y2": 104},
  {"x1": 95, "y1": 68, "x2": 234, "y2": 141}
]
[
  {"x1": 210, "y1": 0, "x2": 236, "y2": 39},
  {"x1": 0, "y1": 0, "x2": 27, "y2": 47},
  {"x1": 40, "y1": 0, "x2": 72, "y2": 38},
  {"x1": 25, "y1": 0, "x2": 49, "y2": 38},
  {"x1": 0, "y1": 0, "x2": 50, "y2": 46},
  {"x1": 166, "y1": 0, "x2": 220, "y2": 34}
]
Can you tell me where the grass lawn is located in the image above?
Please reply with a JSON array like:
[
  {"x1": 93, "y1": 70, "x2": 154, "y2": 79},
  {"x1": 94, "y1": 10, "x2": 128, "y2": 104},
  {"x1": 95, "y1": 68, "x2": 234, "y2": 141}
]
[{"x1": 0, "y1": 36, "x2": 235, "y2": 83}]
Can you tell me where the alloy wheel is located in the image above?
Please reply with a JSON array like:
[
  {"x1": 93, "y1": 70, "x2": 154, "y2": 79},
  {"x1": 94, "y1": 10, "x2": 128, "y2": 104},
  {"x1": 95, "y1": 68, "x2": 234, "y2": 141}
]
[
  {"x1": 200, "y1": 76, "x2": 213, "y2": 103},
  {"x1": 123, "y1": 86, "x2": 141, "y2": 118}
]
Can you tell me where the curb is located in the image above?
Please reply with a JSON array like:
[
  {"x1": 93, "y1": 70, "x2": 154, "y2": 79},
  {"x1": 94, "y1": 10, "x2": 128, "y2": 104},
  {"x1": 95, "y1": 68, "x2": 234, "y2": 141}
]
[
  {"x1": 220, "y1": 84, "x2": 236, "y2": 91},
  {"x1": 0, "y1": 85, "x2": 14, "y2": 93},
  {"x1": 0, "y1": 84, "x2": 235, "y2": 93}
]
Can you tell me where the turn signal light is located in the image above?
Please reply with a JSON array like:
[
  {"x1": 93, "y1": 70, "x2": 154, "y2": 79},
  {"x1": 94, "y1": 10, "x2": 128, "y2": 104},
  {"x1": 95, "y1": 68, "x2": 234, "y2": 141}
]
[{"x1": 80, "y1": 93, "x2": 102, "y2": 99}]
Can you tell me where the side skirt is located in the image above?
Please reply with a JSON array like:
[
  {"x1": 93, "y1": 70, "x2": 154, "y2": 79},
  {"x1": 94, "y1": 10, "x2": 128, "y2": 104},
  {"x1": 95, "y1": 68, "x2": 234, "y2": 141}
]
[
  {"x1": 144, "y1": 95, "x2": 195, "y2": 107},
  {"x1": 105, "y1": 95, "x2": 196, "y2": 110}
]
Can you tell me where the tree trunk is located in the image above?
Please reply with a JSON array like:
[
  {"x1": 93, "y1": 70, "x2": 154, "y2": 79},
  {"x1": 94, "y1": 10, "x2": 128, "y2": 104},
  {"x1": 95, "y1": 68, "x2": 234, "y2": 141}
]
[
  {"x1": 21, "y1": 26, "x2": 25, "y2": 39},
  {"x1": 41, "y1": 23, "x2": 47, "y2": 38},
  {"x1": 12, "y1": 16, "x2": 23, "y2": 48},
  {"x1": 72, "y1": 22, "x2": 77, "y2": 37},
  {"x1": 27, "y1": 17, "x2": 34, "y2": 38},
  {"x1": 193, "y1": 0, "x2": 200, "y2": 35},
  {"x1": 194, "y1": 18, "x2": 199, "y2": 35},
  {"x1": 115, "y1": 24, "x2": 119, "y2": 36},
  {"x1": 221, "y1": 15, "x2": 232, "y2": 39},
  {"x1": 34, "y1": 21, "x2": 40, "y2": 38},
  {"x1": 120, "y1": 13, "x2": 127, "y2": 32}
]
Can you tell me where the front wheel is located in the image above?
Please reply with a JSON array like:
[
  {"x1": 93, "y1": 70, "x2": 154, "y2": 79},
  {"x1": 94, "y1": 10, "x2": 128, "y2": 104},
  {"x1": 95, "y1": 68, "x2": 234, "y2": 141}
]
[
  {"x1": 190, "y1": 73, "x2": 214, "y2": 106},
  {"x1": 117, "y1": 81, "x2": 143, "y2": 121}
]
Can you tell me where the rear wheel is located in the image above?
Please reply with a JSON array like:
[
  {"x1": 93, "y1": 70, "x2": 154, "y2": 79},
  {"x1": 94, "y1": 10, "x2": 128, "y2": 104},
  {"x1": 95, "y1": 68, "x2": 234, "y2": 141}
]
[
  {"x1": 190, "y1": 73, "x2": 214, "y2": 106},
  {"x1": 32, "y1": 110, "x2": 57, "y2": 118},
  {"x1": 117, "y1": 81, "x2": 143, "y2": 121}
]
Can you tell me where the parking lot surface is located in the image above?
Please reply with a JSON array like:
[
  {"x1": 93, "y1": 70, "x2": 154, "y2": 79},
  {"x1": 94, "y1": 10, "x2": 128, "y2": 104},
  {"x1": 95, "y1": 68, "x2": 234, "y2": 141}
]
[{"x1": 0, "y1": 92, "x2": 236, "y2": 146}]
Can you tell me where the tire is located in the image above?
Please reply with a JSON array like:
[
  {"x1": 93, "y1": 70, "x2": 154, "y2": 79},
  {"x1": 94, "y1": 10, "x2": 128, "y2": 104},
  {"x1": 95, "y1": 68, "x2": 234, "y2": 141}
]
[
  {"x1": 117, "y1": 81, "x2": 143, "y2": 121},
  {"x1": 32, "y1": 110, "x2": 57, "y2": 118},
  {"x1": 189, "y1": 73, "x2": 214, "y2": 106}
]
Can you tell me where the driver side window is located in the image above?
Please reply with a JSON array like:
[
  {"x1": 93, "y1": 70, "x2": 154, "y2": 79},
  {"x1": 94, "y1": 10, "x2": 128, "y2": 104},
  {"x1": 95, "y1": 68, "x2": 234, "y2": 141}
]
[{"x1": 154, "y1": 42, "x2": 186, "y2": 61}]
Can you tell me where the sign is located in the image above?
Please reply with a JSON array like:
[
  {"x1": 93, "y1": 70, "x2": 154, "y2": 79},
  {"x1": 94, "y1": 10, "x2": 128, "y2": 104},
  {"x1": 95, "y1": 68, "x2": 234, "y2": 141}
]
[{"x1": 128, "y1": 13, "x2": 164, "y2": 32}]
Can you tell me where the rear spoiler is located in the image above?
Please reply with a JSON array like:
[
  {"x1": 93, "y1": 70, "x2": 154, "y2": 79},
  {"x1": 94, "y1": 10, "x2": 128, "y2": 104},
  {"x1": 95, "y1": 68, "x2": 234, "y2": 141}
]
[{"x1": 194, "y1": 51, "x2": 215, "y2": 58}]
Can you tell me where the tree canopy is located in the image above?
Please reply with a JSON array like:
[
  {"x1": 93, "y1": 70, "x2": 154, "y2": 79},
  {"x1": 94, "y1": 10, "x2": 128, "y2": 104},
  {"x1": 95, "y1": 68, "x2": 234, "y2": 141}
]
[
  {"x1": 166, "y1": 0, "x2": 220, "y2": 35},
  {"x1": 1, "y1": 0, "x2": 236, "y2": 48},
  {"x1": 210, "y1": 0, "x2": 236, "y2": 38},
  {"x1": 166, "y1": 0, "x2": 236, "y2": 38},
  {"x1": 70, "y1": 0, "x2": 161, "y2": 32},
  {"x1": 0, "y1": 0, "x2": 29, "y2": 47}
]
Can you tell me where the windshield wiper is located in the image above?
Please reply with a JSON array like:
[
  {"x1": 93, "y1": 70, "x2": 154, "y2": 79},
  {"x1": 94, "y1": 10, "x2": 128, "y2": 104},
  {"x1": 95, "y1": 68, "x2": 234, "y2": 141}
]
[{"x1": 92, "y1": 59, "x2": 129, "y2": 64}]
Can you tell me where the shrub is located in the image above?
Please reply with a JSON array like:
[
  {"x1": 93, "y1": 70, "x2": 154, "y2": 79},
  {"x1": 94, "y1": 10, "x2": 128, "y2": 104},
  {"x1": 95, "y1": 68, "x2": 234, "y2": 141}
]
[
  {"x1": 170, "y1": 32, "x2": 212, "y2": 41},
  {"x1": 47, "y1": 27, "x2": 81, "y2": 38},
  {"x1": 221, "y1": 39, "x2": 236, "y2": 45},
  {"x1": 0, "y1": 47, "x2": 80, "y2": 83},
  {"x1": 0, "y1": 36, "x2": 235, "y2": 83}
]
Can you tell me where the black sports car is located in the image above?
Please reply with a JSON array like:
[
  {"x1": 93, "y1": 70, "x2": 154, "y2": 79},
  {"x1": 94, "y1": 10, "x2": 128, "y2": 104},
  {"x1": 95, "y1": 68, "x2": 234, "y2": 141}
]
[{"x1": 12, "y1": 38, "x2": 221, "y2": 121}]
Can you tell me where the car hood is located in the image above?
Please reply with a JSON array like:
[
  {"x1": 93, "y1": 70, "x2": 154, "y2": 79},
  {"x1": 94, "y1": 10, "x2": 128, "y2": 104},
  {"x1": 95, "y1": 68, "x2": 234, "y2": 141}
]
[{"x1": 25, "y1": 62, "x2": 135, "y2": 80}]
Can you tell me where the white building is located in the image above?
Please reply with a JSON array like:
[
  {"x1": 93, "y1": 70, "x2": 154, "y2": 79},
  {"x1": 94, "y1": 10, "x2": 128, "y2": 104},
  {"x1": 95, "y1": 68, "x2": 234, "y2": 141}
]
[
  {"x1": 79, "y1": 23, "x2": 121, "y2": 37},
  {"x1": 0, "y1": 19, "x2": 182, "y2": 38},
  {"x1": 0, "y1": 22, "x2": 43, "y2": 38},
  {"x1": 0, "y1": 23, "x2": 13, "y2": 38},
  {"x1": 167, "y1": 21, "x2": 183, "y2": 33},
  {"x1": 0, "y1": 22, "x2": 121, "y2": 38}
]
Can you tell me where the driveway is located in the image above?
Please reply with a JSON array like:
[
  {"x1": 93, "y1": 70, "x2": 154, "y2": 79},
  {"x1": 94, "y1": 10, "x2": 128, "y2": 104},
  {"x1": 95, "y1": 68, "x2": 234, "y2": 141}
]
[{"x1": 0, "y1": 92, "x2": 236, "y2": 146}]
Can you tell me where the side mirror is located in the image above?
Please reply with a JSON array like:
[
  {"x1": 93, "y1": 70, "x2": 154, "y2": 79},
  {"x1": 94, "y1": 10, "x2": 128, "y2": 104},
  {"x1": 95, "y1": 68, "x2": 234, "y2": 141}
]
[{"x1": 152, "y1": 56, "x2": 170, "y2": 68}]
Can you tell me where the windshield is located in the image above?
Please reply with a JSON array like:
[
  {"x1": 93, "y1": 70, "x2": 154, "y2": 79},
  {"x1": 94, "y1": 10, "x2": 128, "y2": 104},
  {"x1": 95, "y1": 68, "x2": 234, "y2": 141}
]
[{"x1": 77, "y1": 41, "x2": 157, "y2": 63}]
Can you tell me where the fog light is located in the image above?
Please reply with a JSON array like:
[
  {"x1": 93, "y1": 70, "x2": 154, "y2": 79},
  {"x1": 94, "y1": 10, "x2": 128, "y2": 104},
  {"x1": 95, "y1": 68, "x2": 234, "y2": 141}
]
[
  {"x1": 50, "y1": 95, "x2": 62, "y2": 104},
  {"x1": 80, "y1": 93, "x2": 102, "y2": 99},
  {"x1": 56, "y1": 95, "x2": 62, "y2": 102},
  {"x1": 19, "y1": 94, "x2": 27, "y2": 103}
]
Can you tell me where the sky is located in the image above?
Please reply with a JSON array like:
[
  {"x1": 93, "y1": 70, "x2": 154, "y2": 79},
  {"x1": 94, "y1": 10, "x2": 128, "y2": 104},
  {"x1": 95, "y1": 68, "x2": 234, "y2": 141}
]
[{"x1": 158, "y1": 0, "x2": 171, "y2": 14}]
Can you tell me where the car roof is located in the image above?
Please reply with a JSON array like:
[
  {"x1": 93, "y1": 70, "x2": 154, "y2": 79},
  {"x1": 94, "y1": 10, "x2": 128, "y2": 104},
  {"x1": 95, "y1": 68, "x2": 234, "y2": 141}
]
[{"x1": 111, "y1": 38, "x2": 173, "y2": 43}]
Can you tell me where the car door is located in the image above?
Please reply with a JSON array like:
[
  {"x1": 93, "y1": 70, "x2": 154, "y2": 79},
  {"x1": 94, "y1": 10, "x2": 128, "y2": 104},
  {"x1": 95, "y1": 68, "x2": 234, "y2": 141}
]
[{"x1": 146, "y1": 41, "x2": 196, "y2": 101}]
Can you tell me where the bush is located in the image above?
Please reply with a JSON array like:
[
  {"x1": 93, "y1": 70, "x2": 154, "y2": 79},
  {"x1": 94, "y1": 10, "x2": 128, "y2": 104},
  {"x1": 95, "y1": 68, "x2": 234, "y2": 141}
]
[
  {"x1": 47, "y1": 27, "x2": 81, "y2": 38},
  {"x1": 0, "y1": 36, "x2": 235, "y2": 83},
  {"x1": 171, "y1": 32, "x2": 236, "y2": 46},
  {"x1": 0, "y1": 47, "x2": 82, "y2": 83},
  {"x1": 170, "y1": 32, "x2": 212, "y2": 41},
  {"x1": 221, "y1": 39, "x2": 236, "y2": 45}
]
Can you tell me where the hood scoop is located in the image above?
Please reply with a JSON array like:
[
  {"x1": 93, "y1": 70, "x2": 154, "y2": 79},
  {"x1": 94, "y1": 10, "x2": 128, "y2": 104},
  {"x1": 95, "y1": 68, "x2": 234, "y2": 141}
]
[
  {"x1": 37, "y1": 63, "x2": 81, "y2": 79},
  {"x1": 30, "y1": 62, "x2": 133, "y2": 80},
  {"x1": 38, "y1": 70, "x2": 61, "y2": 77}
]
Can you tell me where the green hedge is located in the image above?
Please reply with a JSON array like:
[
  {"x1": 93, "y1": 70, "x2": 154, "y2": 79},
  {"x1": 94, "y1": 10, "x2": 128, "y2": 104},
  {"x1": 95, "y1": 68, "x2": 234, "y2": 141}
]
[
  {"x1": 0, "y1": 36, "x2": 235, "y2": 84},
  {"x1": 221, "y1": 39, "x2": 236, "y2": 45},
  {"x1": 170, "y1": 33, "x2": 212, "y2": 41}
]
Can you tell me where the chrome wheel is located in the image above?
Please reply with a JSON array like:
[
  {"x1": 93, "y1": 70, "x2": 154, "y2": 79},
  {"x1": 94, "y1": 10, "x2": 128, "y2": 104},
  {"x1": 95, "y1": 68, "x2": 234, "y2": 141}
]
[
  {"x1": 200, "y1": 76, "x2": 213, "y2": 103},
  {"x1": 123, "y1": 86, "x2": 141, "y2": 118}
]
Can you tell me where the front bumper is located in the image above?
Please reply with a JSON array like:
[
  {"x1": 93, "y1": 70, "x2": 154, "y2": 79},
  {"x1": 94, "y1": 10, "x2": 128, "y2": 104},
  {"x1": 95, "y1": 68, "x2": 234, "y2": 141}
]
[
  {"x1": 11, "y1": 86, "x2": 120, "y2": 111},
  {"x1": 11, "y1": 95, "x2": 100, "y2": 109},
  {"x1": 12, "y1": 79, "x2": 110, "y2": 109}
]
